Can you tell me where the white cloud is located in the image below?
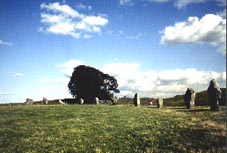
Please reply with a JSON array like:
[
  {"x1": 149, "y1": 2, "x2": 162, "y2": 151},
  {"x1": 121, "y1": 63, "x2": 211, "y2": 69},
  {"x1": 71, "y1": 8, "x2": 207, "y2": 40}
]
[
  {"x1": 0, "y1": 40, "x2": 12, "y2": 47},
  {"x1": 56, "y1": 59, "x2": 84, "y2": 77},
  {"x1": 41, "y1": 2, "x2": 80, "y2": 18},
  {"x1": 101, "y1": 63, "x2": 226, "y2": 98},
  {"x1": 121, "y1": 0, "x2": 223, "y2": 9},
  {"x1": 174, "y1": 0, "x2": 205, "y2": 9},
  {"x1": 13, "y1": 73, "x2": 24, "y2": 77},
  {"x1": 217, "y1": 9, "x2": 226, "y2": 18},
  {"x1": 83, "y1": 16, "x2": 108, "y2": 26},
  {"x1": 147, "y1": 0, "x2": 169, "y2": 2},
  {"x1": 40, "y1": 2, "x2": 108, "y2": 38},
  {"x1": 76, "y1": 3, "x2": 92, "y2": 10},
  {"x1": 83, "y1": 34, "x2": 93, "y2": 39},
  {"x1": 160, "y1": 13, "x2": 226, "y2": 55},
  {"x1": 57, "y1": 60, "x2": 226, "y2": 98},
  {"x1": 120, "y1": 0, "x2": 168, "y2": 5},
  {"x1": 119, "y1": 0, "x2": 133, "y2": 5},
  {"x1": 0, "y1": 92, "x2": 12, "y2": 95},
  {"x1": 216, "y1": 0, "x2": 226, "y2": 6}
]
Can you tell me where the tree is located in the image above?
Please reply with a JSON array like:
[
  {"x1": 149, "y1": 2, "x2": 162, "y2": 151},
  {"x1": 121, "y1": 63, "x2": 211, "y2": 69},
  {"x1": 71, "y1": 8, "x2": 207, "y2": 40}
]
[{"x1": 68, "y1": 65, "x2": 120, "y2": 104}]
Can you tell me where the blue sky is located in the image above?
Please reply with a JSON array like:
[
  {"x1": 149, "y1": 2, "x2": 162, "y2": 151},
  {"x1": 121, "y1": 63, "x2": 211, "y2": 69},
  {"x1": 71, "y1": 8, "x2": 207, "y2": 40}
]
[{"x1": 0, "y1": 0, "x2": 226, "y2": 103}]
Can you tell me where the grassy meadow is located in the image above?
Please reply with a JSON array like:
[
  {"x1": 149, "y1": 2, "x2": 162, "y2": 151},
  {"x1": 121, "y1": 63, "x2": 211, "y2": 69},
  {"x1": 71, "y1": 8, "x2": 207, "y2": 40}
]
[{"x1": 0, "y1": 104, "x2": 226, "y2": 153}]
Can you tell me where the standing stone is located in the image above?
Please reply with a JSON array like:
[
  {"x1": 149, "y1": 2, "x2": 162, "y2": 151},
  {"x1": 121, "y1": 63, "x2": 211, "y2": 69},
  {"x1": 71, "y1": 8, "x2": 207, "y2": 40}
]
[
  {"x1": 94, "y1": 97, "x2": 99, "y2": 105},
  {"x1": 184, "y1": 88, "x2": 196, "y2": 109},
  {"x1": 133, "y1": 93, "x2": 140, "y2": 107},
  {"x1": 157, "y1": 98, "x2": 163, "y2": 108},
  {"x1": 43, "y1": 97, "x2": 48, "y2": 105},
  {"x1": 25, "y1": 98, "x2": 33, "y2": 105},
  {"x1": 79, "y1": 98, "x2": 84, "y2": 104},
  {"x1": 208, "y1": 79, "x2": 221, "y2": 111},
  {"x1": 58, "y1": 99, "x2": 65, "y2": 105}
]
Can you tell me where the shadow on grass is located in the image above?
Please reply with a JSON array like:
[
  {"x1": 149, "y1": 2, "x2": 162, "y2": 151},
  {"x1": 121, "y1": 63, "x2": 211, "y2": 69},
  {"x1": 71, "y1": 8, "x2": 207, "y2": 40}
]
[
  {"x1": 176, "y1": 128, "x2": 226, "y2": 152},
  {"x1": 169, "y1": 107, "x2": 187, "y2": 110},
  {"x1": 177, "y1": 108, "x2": 211, "y2": 113}
]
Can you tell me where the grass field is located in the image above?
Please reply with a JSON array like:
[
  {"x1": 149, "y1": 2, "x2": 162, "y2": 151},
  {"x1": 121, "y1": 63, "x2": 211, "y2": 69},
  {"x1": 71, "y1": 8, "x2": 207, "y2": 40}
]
[{"x1": 0, "y1": 104, "x2": 226, "y2": 153}]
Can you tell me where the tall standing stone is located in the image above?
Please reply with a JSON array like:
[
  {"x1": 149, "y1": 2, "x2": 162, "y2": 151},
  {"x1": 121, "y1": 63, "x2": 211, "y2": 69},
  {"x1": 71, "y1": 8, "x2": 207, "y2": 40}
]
[
  {"x1": 157, "y1": 98, "x2": 163, "y2": 108},
  {"x1": 184, "y1": 88, "x2": 196, "y2": 109},
  {"x1": 133, "y1": 93, "x2": 140, "y2": 107},
  {"x1": 208, "y1": 79, "x2": 221, "y2": 111}
]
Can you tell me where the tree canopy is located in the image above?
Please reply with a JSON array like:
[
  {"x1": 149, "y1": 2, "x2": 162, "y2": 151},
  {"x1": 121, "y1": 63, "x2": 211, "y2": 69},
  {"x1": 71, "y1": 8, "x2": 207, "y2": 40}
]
[{"x1": 68, "y1": 65, "x2": 120, "y2": 104}]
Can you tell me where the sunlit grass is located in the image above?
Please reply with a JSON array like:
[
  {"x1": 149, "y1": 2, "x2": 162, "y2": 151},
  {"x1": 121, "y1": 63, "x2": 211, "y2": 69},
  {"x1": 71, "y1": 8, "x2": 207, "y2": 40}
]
[{"x1": 0, "y1": 105, "x2": 225, "y2": 152}]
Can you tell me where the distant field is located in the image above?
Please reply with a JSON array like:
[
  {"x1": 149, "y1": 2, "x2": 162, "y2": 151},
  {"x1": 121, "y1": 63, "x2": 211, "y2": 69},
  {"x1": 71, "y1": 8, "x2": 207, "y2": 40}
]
[{"x1": 0, "y1": 105, "x2": 226, "y2": 152}]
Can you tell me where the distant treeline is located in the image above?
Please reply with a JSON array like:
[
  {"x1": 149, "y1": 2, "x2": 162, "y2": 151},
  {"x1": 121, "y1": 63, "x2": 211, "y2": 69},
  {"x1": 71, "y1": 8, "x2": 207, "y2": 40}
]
[
  {"x1": 117, "y1": 88, "x2": 226, "y2": 106},
  {"x1": 1, "y1": 88, "x2": 225, "y2": 106}
]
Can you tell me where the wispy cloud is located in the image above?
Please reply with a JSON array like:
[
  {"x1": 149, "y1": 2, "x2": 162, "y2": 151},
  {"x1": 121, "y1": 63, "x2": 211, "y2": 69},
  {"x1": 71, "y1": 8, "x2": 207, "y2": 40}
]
[
  {"x1": 120, "y1": 0, "x2": 221, "y2": 9},
  {"x1": 0, "y1": 40, "x2": 12, "y2": 47},
  {"x1": 119, "y1": 0, "x2": 134, "y2": 6},
  {"x1": 110, "y1": 30, "x2": 142, "y2": 40},
  {"x1": 146, "y1": 0, "x2": 169, "y2": 3},
  {"x1": 173, "y1": 0, "x2": 205, "y2": 9},
  {"x1": 57, "y1": 59, "x2": 226, "y2": 98},
  {"x1": 13, "y1": 72, "x2": 24, "y2": 77},
  {"x1": 40, "y1": 2, "x2": 108, "y2": 38},
  {"x1": 126, "y1": 33, "x2": 142, "y2": 39},
  {"x1": 216, "y1": 0, "x2": 226, "y2": 6},
  {"x1": 76, "y1": 2, "x2": 92, "y2": 10},
  {"x1": 160, "y1": 13, "x2": 226, "y2": 55},
  {"x1": 0, "y1": 92, "x2": 12, "y2": 95}
]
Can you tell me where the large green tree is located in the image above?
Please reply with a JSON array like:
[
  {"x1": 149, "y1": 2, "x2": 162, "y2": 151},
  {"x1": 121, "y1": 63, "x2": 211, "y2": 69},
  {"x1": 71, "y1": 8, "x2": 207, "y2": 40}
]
[{"x1": 68, "y1": 65, "x2": 120, "y2": 104}]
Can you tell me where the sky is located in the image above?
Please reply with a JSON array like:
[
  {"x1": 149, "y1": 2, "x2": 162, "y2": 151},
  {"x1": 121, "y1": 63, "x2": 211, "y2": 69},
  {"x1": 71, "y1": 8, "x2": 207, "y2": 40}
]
[{"x1": 0, "y1": 0, "x2": 226, "y2": 103}]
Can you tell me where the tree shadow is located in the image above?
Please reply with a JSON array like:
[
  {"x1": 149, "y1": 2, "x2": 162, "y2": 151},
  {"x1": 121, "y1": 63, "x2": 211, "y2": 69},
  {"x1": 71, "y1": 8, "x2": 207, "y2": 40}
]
[
  {"x1": 177, "y1": 108, "x2": 211, "y2": 113},
  {"x1": 170, "y1": 107, "x2": 187, "y2": 110},
  {"x1": 176, "y1": 128, "x2": 226, "y2": 152}
]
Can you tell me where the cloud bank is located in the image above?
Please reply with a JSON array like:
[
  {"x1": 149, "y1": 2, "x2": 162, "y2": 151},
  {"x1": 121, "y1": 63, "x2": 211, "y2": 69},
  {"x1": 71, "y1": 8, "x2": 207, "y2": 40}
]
[
  {"x1": 57, "y1": 60, "x2": 226, "y2": 98},
  {"x1": 160, "y1": 13, "x2": 226, "y2": 55},
  {"x1": 40, "y1": 2, "x2": 108, "y2": 38}
]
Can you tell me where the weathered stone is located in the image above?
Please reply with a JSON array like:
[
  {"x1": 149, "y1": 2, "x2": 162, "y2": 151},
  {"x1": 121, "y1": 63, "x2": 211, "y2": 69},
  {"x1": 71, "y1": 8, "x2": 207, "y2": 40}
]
[
  {"x1": 184, "y1": 88, "x2": 196, "y2": 109},
  {"x1": 25, "y1": 98, "x2": 33, "y2": 105},
  {"x1": 58, "y1": 99, "x2": 65, "y2": 105},
  {"x1": 94, "y1": 97, "x2": 99, "y2": 105},
  {"x1": 43, "y1": 97, "x2": 48, "y2": 105},
  {"x1": 208, "y1": 79, "x2": 221, "y2": 111},
  {"x1": 133, "y1": 93, "x2": 140, "y2": 107},
  {"x1": 157, "y1": 98, "x2": 163, "y2": 108},
  {"x1": 79, "y1": 98, "x2": 84, "y2": 104}
]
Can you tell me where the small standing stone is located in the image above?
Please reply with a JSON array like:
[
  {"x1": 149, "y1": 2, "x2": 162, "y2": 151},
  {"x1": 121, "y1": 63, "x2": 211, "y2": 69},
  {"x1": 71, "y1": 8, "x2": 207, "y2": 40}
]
[
  {"x1": 94, "y1": 97, "x2": 99, "y2": 105},
  {"x1": 25, "y1": 98, "x2": 33, "y2": 105},
  {"x1": 133, "y1": 93, "x2": 140, "y2": 107},
  {"x1": 43, "y1": 97, "x2": 48, "y2": 105},
  {"x1": 79, "y1": 98, "x2": 84, "y2": 104},
  {"x1": 184, "y1": 88, "x2": 196, "y2": 109},
  {"x1": 208, "y1": 79, "x2": 221, "y2": 111},
  {"x1": 58, "y1": 99, "x2": 65, "y2": 105}
]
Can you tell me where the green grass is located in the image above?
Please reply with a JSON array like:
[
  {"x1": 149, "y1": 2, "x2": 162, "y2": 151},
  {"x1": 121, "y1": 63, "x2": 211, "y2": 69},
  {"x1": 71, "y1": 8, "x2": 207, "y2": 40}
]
[{"x1": 0, "y1": 105, "x2": 226, "y2": 153}]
